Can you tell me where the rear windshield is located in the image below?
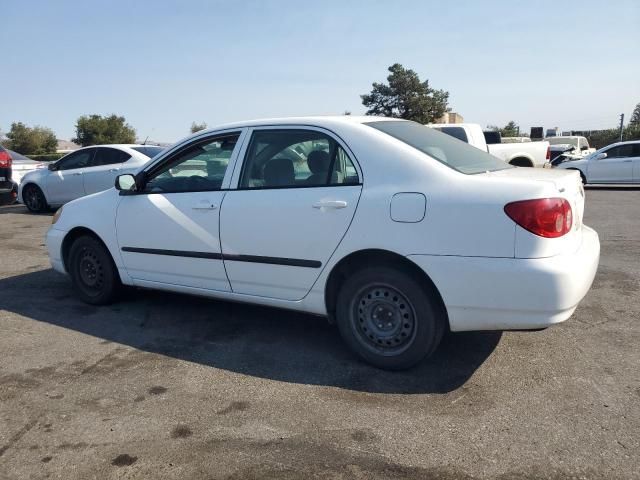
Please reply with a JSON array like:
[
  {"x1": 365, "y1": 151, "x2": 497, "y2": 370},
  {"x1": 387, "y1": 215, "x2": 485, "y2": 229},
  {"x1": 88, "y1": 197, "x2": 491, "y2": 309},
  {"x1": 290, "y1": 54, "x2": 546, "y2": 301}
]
[
  {"x1": 132, "y1": 146, "x2": 165, "y2": 158},
  {"x1": 366, "y1": 121, "x2": 511, "y2": 174}
]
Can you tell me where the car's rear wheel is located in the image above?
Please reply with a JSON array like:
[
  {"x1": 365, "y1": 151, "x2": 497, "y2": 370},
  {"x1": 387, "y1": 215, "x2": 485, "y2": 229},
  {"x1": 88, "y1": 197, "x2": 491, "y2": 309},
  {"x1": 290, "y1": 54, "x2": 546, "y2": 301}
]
[
  {"x1": 23, "y1": 184, "x2": 49, "y2": 213},
  {"x1": 68, "y1": 235, "x2": 120, "y2": 305},
  {"x1": 336, "y1": 266, "x2": 444, "y2": 370}
]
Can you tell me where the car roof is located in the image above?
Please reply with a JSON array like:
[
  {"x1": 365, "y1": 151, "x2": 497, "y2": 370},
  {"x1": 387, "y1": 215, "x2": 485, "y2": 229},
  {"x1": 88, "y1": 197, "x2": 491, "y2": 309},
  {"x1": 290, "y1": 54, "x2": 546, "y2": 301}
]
[{"x1": 191, "y1": 115, "x2": 403, "y2": 136}]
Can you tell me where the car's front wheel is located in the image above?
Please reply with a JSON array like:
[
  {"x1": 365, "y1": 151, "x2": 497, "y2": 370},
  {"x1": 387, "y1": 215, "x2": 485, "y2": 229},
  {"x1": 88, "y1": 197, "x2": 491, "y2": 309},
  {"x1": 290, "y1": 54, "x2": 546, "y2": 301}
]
[
  {"x1": 336, "y1": 266, "x2": 445, "y2": 370},
  {"x1": 23, "y1": 184, "x2": 49, "y2": 213},
  {"x1": 68, "y1": 235, "x2": 120, "y2": 305}
]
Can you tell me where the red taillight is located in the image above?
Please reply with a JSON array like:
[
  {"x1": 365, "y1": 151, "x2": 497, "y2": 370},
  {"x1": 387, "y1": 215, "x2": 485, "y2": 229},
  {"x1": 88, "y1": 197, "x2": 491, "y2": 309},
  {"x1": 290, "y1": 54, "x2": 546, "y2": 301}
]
[
  {"x1": 0, "y1": 151, "x2": 11, "y2": 168},
  {"x1": 545, "y1": 146, "x2": 551, "y2": 161},
  {"x1": 504, "y1": 198, "x2": 573, "y2": 238}
]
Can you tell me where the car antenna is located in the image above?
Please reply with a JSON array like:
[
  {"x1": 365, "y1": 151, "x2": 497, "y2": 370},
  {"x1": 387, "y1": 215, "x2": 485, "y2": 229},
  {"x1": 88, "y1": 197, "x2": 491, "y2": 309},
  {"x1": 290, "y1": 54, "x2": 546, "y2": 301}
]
[{"x1": 142, "y1": 135, "x2": 149, "y2": 145}]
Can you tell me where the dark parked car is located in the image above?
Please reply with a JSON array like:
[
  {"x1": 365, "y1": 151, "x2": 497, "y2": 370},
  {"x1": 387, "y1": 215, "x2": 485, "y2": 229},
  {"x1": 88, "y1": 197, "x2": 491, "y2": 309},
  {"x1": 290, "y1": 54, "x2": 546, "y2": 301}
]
[
  {"x1": 0, "y1": 145, "x2": 13, "y2": 192},
  {"x1": 0, "y1": 146, "x2": 17, "y2": 206}
]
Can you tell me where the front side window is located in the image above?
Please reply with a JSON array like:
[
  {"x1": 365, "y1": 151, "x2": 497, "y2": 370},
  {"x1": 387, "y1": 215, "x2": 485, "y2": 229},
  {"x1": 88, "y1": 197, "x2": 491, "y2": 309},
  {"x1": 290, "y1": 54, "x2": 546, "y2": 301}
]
[
  {"x1": 239, "y1": 129, "x2": 359, "y2": 188},
  {"x1": 57, "y1": 149, "x2": 95, "y2": 170},
  {"x1": 367, "y1": 121, "x2": 511, "y2": 174},
  {"x1": 144, "y1": 134, "x2": 239, "y2": 193},
  {"x1": 605, "y1": 145, "x2": 634, "y2": 159},
  {"x1": 92, "y1": 148, "x2": 131, "y2": 166}
]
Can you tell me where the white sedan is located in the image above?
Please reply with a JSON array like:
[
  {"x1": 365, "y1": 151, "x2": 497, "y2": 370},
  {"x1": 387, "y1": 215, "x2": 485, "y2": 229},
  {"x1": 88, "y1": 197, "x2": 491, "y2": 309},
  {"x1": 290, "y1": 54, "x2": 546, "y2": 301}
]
[
  {"x1": 45, "y1": 117, "x2": 600, "y2": 369},
  {"x1": 18, "y1": 144, "x2": 165, "y2": 212},
  {"x1": 555, "y1": 140, "x2": 640, "y2": 184}
]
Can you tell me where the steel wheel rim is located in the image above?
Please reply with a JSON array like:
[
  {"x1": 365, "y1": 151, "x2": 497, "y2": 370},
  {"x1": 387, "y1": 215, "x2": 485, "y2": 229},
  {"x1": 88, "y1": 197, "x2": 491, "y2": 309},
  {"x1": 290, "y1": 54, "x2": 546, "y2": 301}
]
[
  {"x1": 77, "y1": 247, "x2": 104, "y2": 295},
  {"x1": 350, "y1": 283, "x2": 417, "y2": 356}
]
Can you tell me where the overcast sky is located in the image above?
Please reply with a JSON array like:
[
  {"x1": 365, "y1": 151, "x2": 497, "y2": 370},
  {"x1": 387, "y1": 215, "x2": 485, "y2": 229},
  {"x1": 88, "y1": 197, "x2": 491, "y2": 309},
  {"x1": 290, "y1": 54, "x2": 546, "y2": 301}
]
[{"x1": 2, "y1": 0, "x2": 639, "y2": 142}]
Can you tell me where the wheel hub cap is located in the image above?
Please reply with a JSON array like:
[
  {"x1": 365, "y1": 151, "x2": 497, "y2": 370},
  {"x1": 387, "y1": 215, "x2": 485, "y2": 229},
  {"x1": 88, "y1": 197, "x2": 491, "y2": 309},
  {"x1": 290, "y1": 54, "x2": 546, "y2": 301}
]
[
  {"x1": 78, "y1": 249, "x2": 103, "y2": 289},
  {"x1": 353, "y1": 285, "x2": 416, "y2": 354}
]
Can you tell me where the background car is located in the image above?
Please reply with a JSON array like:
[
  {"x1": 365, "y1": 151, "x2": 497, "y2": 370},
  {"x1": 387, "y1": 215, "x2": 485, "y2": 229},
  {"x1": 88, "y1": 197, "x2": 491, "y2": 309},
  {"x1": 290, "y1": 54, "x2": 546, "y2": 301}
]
[
  {"x1": 18, "y1": 144, "x2": 165, "y2": 212},
  {"x1": 45, "y1": 116, "x2": 599, "y2": 370},
  {"x1": 555, "y1": 140, "x2": 640, "y2": 184},
  {"x1": 0, "y1": 145, "x2": 13, "y2": 194},
  {"x1": 7, "y1": 149, "x2": 46, "y2": 186}
]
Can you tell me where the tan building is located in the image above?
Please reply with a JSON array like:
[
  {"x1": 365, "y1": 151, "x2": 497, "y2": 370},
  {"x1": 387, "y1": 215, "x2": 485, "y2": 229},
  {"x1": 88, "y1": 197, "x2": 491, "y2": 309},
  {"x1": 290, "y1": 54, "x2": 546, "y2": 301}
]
[
  {"x1": 56, "y1": 139, "x2": 80, "y2": 153},
  {"x1": 436, "y1": 112, "x2": 464, "y2": 124}
]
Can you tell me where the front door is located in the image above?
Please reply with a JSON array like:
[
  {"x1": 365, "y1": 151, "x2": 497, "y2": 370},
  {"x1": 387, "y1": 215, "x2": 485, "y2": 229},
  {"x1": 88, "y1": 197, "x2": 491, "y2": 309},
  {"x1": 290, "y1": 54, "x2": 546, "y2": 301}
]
[
  {"x1": 46, "y1": 148, "x2": 94, "y2": 204},
  {"x1": 116, "y1": 131, "x2": 244, "y2": 291},
  {"x1": 588, "y1": 144, "x2": 635, "y2": 183},
  {"x1": 220, "y1": 128, "x2": 362, "y2": 301}
]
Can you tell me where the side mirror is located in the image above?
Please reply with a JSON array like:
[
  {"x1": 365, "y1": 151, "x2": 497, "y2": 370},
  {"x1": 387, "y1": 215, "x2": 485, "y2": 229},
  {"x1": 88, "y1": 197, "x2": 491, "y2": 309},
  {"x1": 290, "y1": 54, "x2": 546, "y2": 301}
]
[
  {"x1": 595, "y1": 152, "x2": 607, "y2": 160},
  {"x1": 115, "y1": 174, "x2": 137, "y2": 193},
  {"x1": 48, "y1": 163, "x2": 57, "y2": 171}
]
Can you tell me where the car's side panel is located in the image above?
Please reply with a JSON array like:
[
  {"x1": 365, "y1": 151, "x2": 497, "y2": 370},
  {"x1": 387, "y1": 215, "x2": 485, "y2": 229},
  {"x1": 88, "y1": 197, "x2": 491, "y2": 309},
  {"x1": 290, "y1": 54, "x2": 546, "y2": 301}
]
[
  {"x1": 587, "y1": 156, "x2": 633, "y2": 183},
  {"x1": 116, "y1": 191, "x2": 231, "y2": 290},
  {"x1": 220, "y1": 186, "x2": 362, "y2": 300}
]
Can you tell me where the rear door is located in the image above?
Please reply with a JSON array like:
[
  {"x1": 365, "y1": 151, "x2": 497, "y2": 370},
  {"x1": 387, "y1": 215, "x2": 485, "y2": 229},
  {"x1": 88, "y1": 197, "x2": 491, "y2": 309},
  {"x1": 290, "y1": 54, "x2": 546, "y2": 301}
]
[
  {"x1": 45, "y1": 149, "x2": 95, "y2": 203},
  {"x1": 84, "y1": 147, "x2": 131, "y2": 195},
  {"x1": 588, "y1": 144, "x2": 635, "y2": 183},
  {"x1": 220, "y1": 127, "x2": 362, "y2": 301}
]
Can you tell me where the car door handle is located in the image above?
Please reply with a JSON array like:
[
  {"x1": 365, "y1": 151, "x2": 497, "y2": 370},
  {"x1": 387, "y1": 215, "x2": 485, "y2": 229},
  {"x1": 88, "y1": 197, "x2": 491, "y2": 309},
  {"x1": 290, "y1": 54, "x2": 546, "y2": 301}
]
[
  {"x1": 623, "y1": 160, "x2": 632, "y2": 163},
  {"x1": 192, "y1": 202, "x2": 218, "y2": 210},
  {"x1": 72, "y1": 172, "x2": 83, "y2": 176},
  {"x1": 109, "y1": 168, "x2": 120, "y2": 172},
  {"x1": 312, "y1": 200, "x2": 348, "y2": 209}
]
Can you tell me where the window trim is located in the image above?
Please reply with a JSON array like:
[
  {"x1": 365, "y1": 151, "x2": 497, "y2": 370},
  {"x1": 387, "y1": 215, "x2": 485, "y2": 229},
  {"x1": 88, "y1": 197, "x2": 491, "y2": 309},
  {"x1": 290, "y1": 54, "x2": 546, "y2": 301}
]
[
  {"x1": 230, "y1": 126, "x2": 362, "y2": 191},
  {"x1": 135, "y1": 130, "x2": 245, "y2": 195}
]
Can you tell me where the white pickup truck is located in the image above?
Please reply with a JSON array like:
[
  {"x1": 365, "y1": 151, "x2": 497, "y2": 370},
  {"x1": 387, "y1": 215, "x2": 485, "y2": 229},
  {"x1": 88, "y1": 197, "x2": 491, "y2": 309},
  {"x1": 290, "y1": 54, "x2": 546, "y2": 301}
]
[{"x1": 429, "y1": 123, "x2": 550, "y2": 167}]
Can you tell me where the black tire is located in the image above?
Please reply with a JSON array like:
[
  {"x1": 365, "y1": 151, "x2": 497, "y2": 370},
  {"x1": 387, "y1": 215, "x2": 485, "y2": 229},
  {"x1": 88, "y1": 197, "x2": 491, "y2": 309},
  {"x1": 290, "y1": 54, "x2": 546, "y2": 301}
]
[
  {"x1": 68, "y1": 235, "x2": 120, "y2": 305},
  {"x1": 509, "y1": 157, "x2": 533, "y2": 168},
  {"x1": 336, "y1": 266, "x2": 445, "y2": 370},
  {"x1": 23, "y1": 184, "x2": 49, "y2": 213}
]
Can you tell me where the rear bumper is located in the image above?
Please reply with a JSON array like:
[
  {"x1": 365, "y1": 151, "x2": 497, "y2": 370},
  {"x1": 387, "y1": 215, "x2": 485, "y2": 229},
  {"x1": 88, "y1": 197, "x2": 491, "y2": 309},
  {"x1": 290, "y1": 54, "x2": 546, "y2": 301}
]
[
  {"x1": 45, "y1": 227, "x2": 67, "y2": 274},
  {"x1": 408, "y1": 226, "x2": 600, "y2": 331}
]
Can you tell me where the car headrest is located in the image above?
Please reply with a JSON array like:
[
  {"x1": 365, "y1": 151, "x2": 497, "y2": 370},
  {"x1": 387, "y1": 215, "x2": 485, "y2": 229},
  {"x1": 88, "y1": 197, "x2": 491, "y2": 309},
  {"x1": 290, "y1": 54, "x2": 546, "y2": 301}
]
[
  {"x1": 264, "y1": 158, "x2": 295, "y2": 186},
  {"x1": 307, "y1": 150, "x2": 330, "y2": 174}
]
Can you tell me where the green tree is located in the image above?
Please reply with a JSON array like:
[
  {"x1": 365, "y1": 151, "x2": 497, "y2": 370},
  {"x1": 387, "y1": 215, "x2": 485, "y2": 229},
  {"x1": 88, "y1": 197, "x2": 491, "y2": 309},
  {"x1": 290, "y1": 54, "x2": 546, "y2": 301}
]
[
  {"x1": 190, "y1": 121, "x2": 207, "y2": 134},
  {"x1": 361, "y1": 63, "x2": 449, "y2": 123},
  {"x1": 4, "y1": 122, "x2": 57, "y2": 155},
  {"x1": 73, "y1": 114, "x2": 136, "y2": 146},
  {"x1": 500, "y1": 121, "x2": 520, "y2": 137},
  {"x1": 630, "y1": 102, "x2": 640, "y2": 126}
]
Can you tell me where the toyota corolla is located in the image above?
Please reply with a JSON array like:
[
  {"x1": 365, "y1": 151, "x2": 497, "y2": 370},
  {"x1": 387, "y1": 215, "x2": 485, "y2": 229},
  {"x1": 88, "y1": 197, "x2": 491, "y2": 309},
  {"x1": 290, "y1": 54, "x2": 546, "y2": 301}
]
[{"x1": 45, "y1": 116, "x2": 600, "y2": 369}]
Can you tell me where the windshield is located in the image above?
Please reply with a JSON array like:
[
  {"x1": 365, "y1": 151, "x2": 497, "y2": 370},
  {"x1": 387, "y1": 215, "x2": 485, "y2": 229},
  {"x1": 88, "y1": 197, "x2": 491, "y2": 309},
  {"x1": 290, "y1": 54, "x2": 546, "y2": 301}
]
[
  {"x1": 132, "y1": 146, "x2": 166, "y2": 158},
  {"x1": 366, "y1": 120, "x2": 511, "y2": 174}
]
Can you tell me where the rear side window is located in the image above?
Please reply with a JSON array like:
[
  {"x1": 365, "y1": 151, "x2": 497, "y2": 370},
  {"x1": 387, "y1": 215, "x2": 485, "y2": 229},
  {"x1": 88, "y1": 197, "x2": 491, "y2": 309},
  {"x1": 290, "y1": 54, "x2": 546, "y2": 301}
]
[
  {"x1": 239, "y1": 129, "x2": 359, "y2": 189},
  {"x1": 367, "y1": 121, "x2": 511, "y2": 174},
  {"x1": 436, "y1": 126, "x2": 468, "y2": 143},
  {"x1": 132, "y1": 146, "x2": 165, "y2": 158},
  {"x1": 92, "y1": 148, "x2": 131, "y2": 166}
]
